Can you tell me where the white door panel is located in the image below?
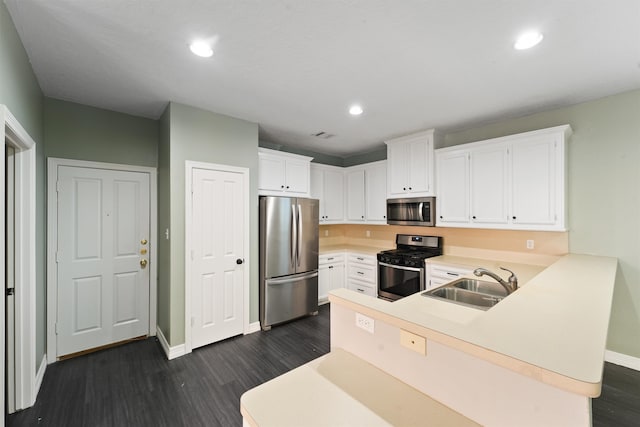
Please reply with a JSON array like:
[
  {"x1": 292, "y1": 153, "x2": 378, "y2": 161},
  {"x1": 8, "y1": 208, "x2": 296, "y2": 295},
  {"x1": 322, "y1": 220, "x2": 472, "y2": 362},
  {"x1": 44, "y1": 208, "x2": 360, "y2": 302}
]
[
  {"x1": 57, "y1": 166, "x2": 150, "y2": 356},
  {"x1": 191, "y1": 167, "x2": 244, "y2": 349}
]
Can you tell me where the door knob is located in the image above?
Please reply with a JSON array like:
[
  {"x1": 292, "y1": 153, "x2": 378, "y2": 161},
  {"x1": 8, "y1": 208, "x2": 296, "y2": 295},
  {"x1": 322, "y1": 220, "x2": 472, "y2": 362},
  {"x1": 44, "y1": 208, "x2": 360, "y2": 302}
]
[
  {"x1": 140, "y1": 259, "x2": 148, "y2": 268},
  {"x1": 236, "y1": 258, "x2": 244, "y2": 265},
  {"x1": 141, "y1": 239, "x2": 148, "y2": 245}
]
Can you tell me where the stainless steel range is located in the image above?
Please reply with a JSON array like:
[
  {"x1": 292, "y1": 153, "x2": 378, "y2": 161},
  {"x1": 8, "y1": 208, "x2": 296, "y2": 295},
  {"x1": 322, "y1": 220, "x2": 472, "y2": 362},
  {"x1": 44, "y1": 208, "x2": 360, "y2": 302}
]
[{"x1": 377, "y1": 234, "x2": 443, "y2": 301}]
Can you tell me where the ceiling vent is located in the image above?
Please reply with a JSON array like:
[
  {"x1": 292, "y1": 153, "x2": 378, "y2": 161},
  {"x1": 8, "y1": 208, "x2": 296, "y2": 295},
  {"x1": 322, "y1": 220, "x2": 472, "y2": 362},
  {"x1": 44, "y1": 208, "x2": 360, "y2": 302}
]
[{"x1": 312, "y1": 131, "x2": 335, "y2": 139}]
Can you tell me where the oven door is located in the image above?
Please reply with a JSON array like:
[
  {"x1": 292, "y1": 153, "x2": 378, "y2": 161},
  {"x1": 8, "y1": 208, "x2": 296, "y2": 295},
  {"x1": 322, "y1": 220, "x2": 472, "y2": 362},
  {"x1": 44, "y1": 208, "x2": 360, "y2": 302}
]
[{"x1": 378, "y1": 262, "x2": 425, "y2": 301}]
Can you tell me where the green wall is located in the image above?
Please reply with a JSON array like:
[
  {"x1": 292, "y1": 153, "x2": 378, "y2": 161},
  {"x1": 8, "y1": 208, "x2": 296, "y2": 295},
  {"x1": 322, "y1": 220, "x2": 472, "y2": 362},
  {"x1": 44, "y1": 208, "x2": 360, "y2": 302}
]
[
  {"x1": 44, "y1": 98, "x2": 158, "y2": 167},
  {"x1": 161, "y1": 102, "x2": 259, "y2": 346},
  {"x1": 157, "y1": 107, "x2": 171, "y2": 339},
  {"x1": 0, "y1": 2, "x2": 45, "y2": 369},
  {"x1": 443, "y1": 90, "x2": 640, "y2": 358}
]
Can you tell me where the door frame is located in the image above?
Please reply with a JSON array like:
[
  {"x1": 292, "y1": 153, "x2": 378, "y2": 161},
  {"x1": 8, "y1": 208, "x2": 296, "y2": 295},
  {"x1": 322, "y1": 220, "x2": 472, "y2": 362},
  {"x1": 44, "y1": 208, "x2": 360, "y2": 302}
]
[
  {"x1": 184, "y1": 161, "x2": 250, "y2": 354},
  {"x1": 47, "y1": 158, "x2": 157, "y2": 361},
  {"x1": 1, "y1": 105, "x2": 37, "y2": 412}
]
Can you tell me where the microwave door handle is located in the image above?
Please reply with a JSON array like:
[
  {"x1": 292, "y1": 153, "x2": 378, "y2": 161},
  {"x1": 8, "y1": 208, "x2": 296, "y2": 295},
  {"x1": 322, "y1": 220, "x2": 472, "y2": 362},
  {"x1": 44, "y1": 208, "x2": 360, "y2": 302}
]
[{"x1": 418, "y1": 202, "x2": 424, "y2": 222}]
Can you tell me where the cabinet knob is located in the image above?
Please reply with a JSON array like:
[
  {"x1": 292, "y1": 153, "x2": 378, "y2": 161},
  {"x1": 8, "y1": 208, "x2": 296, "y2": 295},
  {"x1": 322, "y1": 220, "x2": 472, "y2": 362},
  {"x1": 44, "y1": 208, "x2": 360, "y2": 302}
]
[
  {"x1": 472, "y1": 216, "x2": 476, "y2": 219},
  {"x1": 361, "y1": 215, "x2": 364, "y2": 219},
  {"x1": 286, "y1": 185, "x2": 290, "y2": 189},
  {"x1": 328, "y1": 266, "x2": 334, "y2": 269},
  {"x1": 512, "y1": 216, "x2": 517, "y2": 220},
  {"x1": 281, "y1": 185, "x2": 285, "y2": 189},
  {"x1": 403, "y1": 187, "x2": 406, "y2": 191},
  {"x1": 409, "y1": 187, "x2": 412, "y2": 190},
  {"x1": 439, "y1": 215, "x2": 443, "y2": 219}
]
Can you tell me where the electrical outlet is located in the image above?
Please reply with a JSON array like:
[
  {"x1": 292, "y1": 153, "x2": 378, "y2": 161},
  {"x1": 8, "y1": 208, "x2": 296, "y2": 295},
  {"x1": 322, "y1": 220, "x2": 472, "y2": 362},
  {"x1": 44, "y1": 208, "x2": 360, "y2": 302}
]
[
  {"x1": 324, "y1": 230, "x2": 329, "y2": 237},
  {"x1": 366, "y1": 230, "x2": 371, "y2": 238},
  {"x1": 355, "y1": 313, "x2": 375, "y2": 334},
  {"x1": 526, "y1": 239, "x2": 534, "y2": 250}
]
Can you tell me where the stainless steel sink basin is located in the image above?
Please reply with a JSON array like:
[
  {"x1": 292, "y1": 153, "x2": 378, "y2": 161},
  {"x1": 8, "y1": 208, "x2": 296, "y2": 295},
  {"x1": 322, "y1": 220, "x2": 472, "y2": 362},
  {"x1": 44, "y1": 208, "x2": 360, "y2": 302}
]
[
  {"x1": 422, "y1": 278, "x2": 507, "y2": 310},
  {"x1": 450, "y1": 278, "x2": 508, "y2": 297}
]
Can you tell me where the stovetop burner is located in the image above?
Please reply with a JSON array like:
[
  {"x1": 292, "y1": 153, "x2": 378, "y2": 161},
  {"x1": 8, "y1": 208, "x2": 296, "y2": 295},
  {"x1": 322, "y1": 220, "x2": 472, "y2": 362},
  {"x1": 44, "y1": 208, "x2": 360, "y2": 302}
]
[{"x1": 377, "y1": 234, "x2": 443, "y2": 268}]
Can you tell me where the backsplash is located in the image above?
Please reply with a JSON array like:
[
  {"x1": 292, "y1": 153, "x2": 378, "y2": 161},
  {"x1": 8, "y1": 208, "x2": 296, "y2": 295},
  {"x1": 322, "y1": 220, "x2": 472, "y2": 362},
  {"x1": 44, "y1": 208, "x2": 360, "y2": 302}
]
[{"x1": 319, "y1": 224, "x2": 568, "y2": 266}]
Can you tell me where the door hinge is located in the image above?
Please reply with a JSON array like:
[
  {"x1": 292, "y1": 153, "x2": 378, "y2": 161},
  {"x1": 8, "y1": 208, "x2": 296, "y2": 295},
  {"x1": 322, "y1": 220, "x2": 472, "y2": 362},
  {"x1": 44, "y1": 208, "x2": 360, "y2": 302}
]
[
  {"x1": 6, "y1": 288, "x2": 15, "y2": 296},
  {"x1": 56, "y1": 180, "x2": 61, "y2": 192},
  {"x1": 56, "y1": 251, "x2": 61, "y2": 263},
  {"x1": 55, "y1": 323, "x2": 59, "y2": 335}
]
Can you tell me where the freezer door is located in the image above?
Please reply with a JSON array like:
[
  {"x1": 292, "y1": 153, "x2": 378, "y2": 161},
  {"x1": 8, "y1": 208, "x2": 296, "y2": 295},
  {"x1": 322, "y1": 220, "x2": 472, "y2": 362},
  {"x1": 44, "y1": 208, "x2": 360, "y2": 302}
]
[
  {"x1": 295, "y1": 198, "x2": 319, "y2": 273},
  {"x1": 261, "y1": 271, "x2": 319, "y2": 328},
  {"x1": 261, "y1": 196, "x2": 296, "y2": 278}
]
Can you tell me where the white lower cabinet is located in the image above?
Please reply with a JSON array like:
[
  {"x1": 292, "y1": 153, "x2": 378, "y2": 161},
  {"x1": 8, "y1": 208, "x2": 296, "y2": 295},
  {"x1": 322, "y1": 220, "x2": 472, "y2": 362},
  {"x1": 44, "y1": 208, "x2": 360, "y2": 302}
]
[
  {"x1": 318, "y1": 253, "x2": 345, "y2": 303},
  {"x1": 426, "y1": 262, "x2": 474, "y2": 290},
  {"x1": 346, "y1": 253, "x2": 377, "y2": 297}
]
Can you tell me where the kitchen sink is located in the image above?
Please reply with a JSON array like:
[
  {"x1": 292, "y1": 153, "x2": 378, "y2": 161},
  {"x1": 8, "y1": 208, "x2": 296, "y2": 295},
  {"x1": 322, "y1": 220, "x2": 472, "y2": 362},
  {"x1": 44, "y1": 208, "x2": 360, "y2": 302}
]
[
  {"x1": 450, "y1": 278, "x2": 508, "y2": 297},
  {"x1": 422, "y1": 278, "x2": 507, "y2": 310}
]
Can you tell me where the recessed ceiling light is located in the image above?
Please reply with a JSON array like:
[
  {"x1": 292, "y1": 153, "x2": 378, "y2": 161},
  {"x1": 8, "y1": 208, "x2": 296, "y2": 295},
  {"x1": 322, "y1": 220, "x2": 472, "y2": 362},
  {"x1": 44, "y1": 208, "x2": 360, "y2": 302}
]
[
  {"x1": 349, "y1": 105, "x2": 363, "y2": 116},
  {"x1": 189, "y1": 40, "x2": 213, "y2": 58},
  {"x1": 514, "y1": 31, "x2": 543, "y2": 50}
]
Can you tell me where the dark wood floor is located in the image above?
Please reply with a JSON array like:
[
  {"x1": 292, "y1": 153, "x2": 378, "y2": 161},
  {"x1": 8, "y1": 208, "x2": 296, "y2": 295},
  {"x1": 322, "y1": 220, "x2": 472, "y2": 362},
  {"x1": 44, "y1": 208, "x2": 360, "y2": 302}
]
[{"x1": 8, "y1": 303, "x2": 640, "y2": 426}]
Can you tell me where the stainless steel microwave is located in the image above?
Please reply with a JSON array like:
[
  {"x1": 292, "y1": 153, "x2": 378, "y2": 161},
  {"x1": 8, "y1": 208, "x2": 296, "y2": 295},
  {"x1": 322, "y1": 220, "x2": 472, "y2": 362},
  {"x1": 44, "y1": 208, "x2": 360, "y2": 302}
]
[{"x1": 386, "y1": 197, "x2": 436, "y2": 226}]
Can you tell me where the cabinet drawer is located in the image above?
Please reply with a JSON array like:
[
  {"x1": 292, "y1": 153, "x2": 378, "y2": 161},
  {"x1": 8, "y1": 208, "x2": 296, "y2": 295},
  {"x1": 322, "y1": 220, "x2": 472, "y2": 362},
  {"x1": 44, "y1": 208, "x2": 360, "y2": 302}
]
[
  {"x1": 319, "y1": 253, "x2": 345, "y2": 265},
  {"x1": 429, "y1": 264, "x2": 473, "y2": 280},
  {"x1": 347, "y1": 264, "x2": 375, "y2": 283},
  {"x1": 347, "y1": 253, "x2": 376, "y2": 266},
  {"x1": 347, "y1": 279, "x2": 376, "y2": 297}
]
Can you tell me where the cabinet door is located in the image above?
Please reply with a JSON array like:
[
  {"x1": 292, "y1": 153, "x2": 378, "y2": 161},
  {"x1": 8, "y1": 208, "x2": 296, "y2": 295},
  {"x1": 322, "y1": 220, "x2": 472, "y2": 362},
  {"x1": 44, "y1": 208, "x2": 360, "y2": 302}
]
[
  {"x1": 284, "y1": 159, "x2": 309, "y2": 194},
  {"x1": 331, "y1": 263, "x2": 345, "y2": 290},
  {"x1": 258, "y1": 155, "x2": 286, "y2": 192},
  {"x1": 510, "y1": 136, "x2": 557, "y2": 226},
  {"x1": 318, "y1": 264, "x2": 331, "y2": 301},
  {"x1": 387, "y1": 142, "x2": 408, "y2": 196},
  {"x1": 365, "y1": 162, "x2": 387, "y2": 222},
  {"x1": 346, "y1": 169, "x2": 366, "y2": 221},
  {"x1": 323, "y1": 169, "x2": 344, "y2": 221},
  {"x1": 470, "y1": 144, "x2": 508, "y2": 225},
  {"x1": 436, "y1": 151, "x2": 469, "y2": 224},
  {"x1": 310, "y1": 165, "x2": 324, "y2": 218},
  {"x1": 407, "y1": 137, "x2": 431, "y2": 193}
]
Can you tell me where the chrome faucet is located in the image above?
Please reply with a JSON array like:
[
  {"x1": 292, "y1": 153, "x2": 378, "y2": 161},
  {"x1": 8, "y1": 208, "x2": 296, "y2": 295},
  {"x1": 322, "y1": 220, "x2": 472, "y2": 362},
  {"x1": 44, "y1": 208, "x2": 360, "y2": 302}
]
[{"x1": 473, "y1": 267, "x2": 518, "y2": 294}]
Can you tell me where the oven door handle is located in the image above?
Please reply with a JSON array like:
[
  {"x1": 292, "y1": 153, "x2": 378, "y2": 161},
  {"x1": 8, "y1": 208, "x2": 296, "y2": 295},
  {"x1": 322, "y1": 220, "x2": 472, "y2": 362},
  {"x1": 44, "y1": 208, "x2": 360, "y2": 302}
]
[{"x1": 379, "y1": 262, "x2": 423, "y2": 272}]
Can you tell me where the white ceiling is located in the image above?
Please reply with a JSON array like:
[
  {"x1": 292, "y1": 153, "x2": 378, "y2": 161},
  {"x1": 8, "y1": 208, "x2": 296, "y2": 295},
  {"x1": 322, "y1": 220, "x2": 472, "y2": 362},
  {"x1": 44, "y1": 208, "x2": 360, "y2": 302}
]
[{"x1": 5, "y1": 0, "x2": 640, "y2": 157}]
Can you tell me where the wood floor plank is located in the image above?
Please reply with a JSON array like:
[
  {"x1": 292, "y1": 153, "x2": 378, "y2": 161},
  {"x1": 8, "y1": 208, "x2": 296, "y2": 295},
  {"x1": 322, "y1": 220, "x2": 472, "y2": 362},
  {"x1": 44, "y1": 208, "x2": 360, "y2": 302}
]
[{"x1": 7, "y1": 303, "x2": 640, "y2": 427}]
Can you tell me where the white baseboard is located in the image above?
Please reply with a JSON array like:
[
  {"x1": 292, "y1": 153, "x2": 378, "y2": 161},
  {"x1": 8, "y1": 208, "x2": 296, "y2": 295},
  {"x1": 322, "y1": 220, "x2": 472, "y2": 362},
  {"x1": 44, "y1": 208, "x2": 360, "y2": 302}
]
[
  {"x1": 605, "y1": 350, "x2": 640, "y2": 371},
  {"x1": 156, "y1": 326, "x2": 187, "y2": 360},
  {"x1": 245, "y1": 321, "x2": 261, "y2": 334}
]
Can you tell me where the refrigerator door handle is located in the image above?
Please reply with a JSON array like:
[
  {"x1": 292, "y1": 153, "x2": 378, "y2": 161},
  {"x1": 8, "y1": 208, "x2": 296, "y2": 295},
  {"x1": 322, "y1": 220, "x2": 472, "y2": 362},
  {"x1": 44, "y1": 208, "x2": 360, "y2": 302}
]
[
  {"x1": 290, "y1": 204, "x2": 297, "y2": 270},
  {"x1": 297, "y1": 204, "x2": 303, "y2": 267},
  {"x1": 266, "y1": 271, "x2": 319, "y2": 285}
]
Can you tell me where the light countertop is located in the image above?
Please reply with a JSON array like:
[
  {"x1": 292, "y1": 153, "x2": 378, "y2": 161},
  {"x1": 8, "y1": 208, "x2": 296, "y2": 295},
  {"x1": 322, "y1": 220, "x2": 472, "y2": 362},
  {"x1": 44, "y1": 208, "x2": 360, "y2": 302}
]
[
  {"x1": 319, "y1": 243, "x2": 391, "y2": 255},
  {"x1": 329, "y1": 253, "x2": 618, "y2": 396},
  {"x1": 241, "y1": 348, "x2": 480, "y2": 427}
]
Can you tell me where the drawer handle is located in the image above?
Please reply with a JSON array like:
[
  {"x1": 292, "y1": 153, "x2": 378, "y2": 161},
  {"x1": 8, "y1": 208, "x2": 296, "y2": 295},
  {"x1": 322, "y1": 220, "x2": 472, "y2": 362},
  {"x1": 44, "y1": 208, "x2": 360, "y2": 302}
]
[
  {"x1": 327, "y1": 257, "x2": 334, "y2": 261},
  {"x1": 447, "y1": 272, "x2": 459, "y2": 276},
  {"x1": 357, "y1": 257, "x2": 364, "y2": 261},
  {"x1": 357, "y1": 271, "x2": 364, "y2": 275},
  {"x1": 356, "y1": 288, "x2": 365, "y2": 293},
  {"x1": 328, "y1": 266, "x2": 334, "y2": 269}
]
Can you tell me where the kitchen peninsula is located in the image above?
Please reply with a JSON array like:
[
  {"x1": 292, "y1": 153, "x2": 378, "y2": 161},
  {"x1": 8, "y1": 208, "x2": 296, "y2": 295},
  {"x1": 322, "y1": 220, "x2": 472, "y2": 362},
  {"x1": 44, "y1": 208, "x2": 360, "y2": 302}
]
[{"x1": 241, "y1": 253, "x2": 617, "y2": 426}]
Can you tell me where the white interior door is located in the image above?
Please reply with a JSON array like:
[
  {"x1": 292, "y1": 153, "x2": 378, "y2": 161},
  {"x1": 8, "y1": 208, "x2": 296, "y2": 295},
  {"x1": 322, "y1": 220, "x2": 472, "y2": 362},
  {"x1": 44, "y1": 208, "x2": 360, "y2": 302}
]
[
  {"x1": 190, "y1": 167, "x2": 244, "y2": 349},
  {"x1": 5, "y1": 145, "x2": 15, "y2": 413},
  {"x1": 56, "y1": 166, "x2": 150, "y2": 357}
]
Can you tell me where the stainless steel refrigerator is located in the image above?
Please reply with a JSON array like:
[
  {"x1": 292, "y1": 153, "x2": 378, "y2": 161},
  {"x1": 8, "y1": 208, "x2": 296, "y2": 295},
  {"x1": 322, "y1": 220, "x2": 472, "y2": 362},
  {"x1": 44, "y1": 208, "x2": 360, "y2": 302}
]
[{"x1": 259, "y1": 196, "x2": 319, "y2": 330}]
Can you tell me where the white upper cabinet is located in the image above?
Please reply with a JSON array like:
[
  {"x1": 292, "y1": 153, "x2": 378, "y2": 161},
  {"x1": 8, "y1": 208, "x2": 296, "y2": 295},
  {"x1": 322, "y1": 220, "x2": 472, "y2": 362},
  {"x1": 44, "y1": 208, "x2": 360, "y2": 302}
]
[
  {"x1": 345, "y1": 161, "x2": 388, "y2": 224},
  {"x1": 258, "y1": 148, "x2": 312, "y2": 196},
  {"x1": 435, "y1": 125, "x2": 571, "y2": 231},
  {"x1": 385, "y1": 129, "x2": 436, "y2": 198},
  {"x1": 470, "y1": 144, "x2": 509, "y2": 226},
  {"x1": 510, "y1": 134, "x2": 561, "y2": 227},
  {"x1": 365, "y1": 161, "x2": 387, "y2": 223},
  {"x1": 436, "y1": 150, "x2": 470, "y2": 225},
  {"x1": 346, "y1": 168, "x2": 366, "y2": 222},
  {"x1": 310, "y1": 163, "x2": 344, "y2": 223}
]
